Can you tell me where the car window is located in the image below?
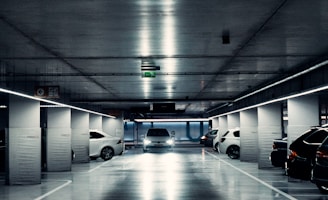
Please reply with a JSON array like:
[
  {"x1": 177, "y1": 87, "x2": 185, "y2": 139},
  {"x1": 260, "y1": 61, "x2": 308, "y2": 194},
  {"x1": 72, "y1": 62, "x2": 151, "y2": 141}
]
[
  {"x1": 233, "y1": 131, "x2": 240, "y2": 137},
  {"x1": 304, "y1": 129, "x2": 328, "y2": 144},
  {"x1": 147, "y1": 129, "x2": 169, "y2": 136},
  {"x1": 210, "y1": 130, "x2": 218, "y2": 135},
  {"x1": 290, "y1": 128, "x2": 318, "y2": 149},
  {"x1": 90, "y1": 131, "x2": 104, "y2": 139}
]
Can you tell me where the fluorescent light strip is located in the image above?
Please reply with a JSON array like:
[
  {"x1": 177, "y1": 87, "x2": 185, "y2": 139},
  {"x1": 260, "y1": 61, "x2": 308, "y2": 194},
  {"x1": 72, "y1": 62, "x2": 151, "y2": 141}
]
[
  {"x1": 234, "y1": 60, "x2": 328, "y2": 102},
  {"x1": 134, "y1": 118, "x2": 209, "y2": 122},
  {"x1": 40, "y1": 105, "x2": 66, "y2": 108},
  {"x1": 0, "y1": 88, "x2": 116, "y2": 118},
  {"x1": 209, "y1": 84, "x2": 328, "y2": 119}
]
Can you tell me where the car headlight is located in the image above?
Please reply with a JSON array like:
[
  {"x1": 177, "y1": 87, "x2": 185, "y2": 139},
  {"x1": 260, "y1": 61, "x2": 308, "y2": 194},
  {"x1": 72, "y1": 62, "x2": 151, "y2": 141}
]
[
  {"x1": 144, "y1": 139, "x2": 151, "y2": 145},
  {"x1": 166, "y1": 139, "x2": 174, "y2": 145},
  {"x1": 201, "y1": 136, "x2": 207, "y2": 140}
]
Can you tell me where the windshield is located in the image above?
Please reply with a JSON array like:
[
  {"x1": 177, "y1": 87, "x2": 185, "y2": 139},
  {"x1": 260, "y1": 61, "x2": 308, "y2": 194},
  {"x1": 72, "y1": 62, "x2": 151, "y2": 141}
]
[{"x1": 147, "y1": 129, "x2": 169, "y2": 136}]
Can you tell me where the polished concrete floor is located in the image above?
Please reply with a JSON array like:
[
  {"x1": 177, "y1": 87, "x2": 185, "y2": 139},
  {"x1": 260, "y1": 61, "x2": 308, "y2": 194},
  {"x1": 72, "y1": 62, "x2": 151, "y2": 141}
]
[{"x1": 0, "y1": 145, "x2": 327, "y2": 200}]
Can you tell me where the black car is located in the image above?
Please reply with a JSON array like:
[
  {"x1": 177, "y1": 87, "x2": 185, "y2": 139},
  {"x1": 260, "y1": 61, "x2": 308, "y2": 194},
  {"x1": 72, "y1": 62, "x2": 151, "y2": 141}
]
[
  {"x1": 200, "y1": 129, "x2": 218, "y2": 147},
  {"x1": 311, "y1": 136, "x2": 328, "y2": 193},
  {"x1": 287, "y1": 127, "x2": 328, "y2": 180},
  {"x1": 270, "y1": 137, "x2": 287, "y2": 168},
  {"x1": 0, "y1": 129, "x2": 5, "y2": 172}
]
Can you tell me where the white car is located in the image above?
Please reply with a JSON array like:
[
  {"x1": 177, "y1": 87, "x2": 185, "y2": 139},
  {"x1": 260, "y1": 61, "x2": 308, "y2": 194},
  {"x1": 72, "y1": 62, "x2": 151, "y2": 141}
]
[
  {"x1": 218, "y1": 128, "x2": 240, "y2": 159},
  {"x1": 143, "y1": 128, "x2": 174, "y2": 152},
  {"x1": 89, "y1": 129, "x2": 124, "y2": 161}
]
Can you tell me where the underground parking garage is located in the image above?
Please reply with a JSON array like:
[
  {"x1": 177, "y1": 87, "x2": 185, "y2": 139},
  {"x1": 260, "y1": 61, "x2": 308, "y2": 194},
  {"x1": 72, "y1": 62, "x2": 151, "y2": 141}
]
[{"x1": 2, "y1": 0, "x2": 328, "y2": 199}]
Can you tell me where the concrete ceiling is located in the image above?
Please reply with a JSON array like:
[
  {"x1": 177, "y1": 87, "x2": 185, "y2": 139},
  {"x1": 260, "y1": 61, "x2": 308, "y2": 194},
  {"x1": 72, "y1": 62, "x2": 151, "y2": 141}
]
[{"x1": 0, "y1": 0, "x2": 328, "y2": 119}]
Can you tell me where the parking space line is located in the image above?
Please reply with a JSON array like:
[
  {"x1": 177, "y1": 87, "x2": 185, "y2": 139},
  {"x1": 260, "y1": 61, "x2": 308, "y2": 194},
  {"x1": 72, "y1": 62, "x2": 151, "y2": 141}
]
[
  {"x1": 87, "y1": 157, "x2": 117, "y2": 173},
  {"x1": 34, "y1": 180, "x2": 72, "y2": 200},
  {"x1": 205, "y1": 150, "x2": 297, "y2": 200}
]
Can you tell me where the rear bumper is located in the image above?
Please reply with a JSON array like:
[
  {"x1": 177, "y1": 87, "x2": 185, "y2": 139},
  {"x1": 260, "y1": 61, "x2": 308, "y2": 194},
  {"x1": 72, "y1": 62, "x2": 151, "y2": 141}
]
[
  {"x1": 270, "y1": 150, "x2": 287, "y2": 167},
  {"x1": 312, "y1": 164, "x2": 328, "y2": 183},
  {"x1": 286, "y1": 158, "x2": 312, "y2": 180}
]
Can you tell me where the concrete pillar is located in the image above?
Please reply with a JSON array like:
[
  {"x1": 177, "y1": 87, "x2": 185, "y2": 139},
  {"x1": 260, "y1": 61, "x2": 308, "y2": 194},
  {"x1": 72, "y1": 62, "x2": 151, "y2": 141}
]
[
  {"x1": 71, "y1": 110, "x2": 89, "y2": 163},
  {"x1": 218, "y1": 116, "x2": 228, "y2": 139},
  {"x1": 287, "y1": 95, "x2": 319, "y2": 145},
  {"x1": 211, "y1": 117, "x2": 219, "y2": 129},
  {"x1": 90, "y1": 114, "x2": 102, "y2": 130},
  {"x1": 227, "y1": 113, "x2": 240, "y2": 129},
  {"x1": 46, "y1": 107, "x2": 71, "y2": 172},
  {"x1": 103, "y1": 116, "x2": 123, "y2": 138},
  {"x1": 240, "y1": 109, "x2": 258, "y2": 162},
  {"x1": 258, "y1": 103, "x2": 282, "y2": 168},
  {"x1": 7, "y1": 95, "x2": 41, "y2": 185}
]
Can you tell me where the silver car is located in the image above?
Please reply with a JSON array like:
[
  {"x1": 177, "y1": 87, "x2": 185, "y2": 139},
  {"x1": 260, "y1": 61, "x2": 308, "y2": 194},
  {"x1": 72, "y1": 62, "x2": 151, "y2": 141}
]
[
  {"x1": 143, "y1": 128, "x2": 174, "y2": 152},
  {"x1": 89, "y1": 129, "x2": 124, "y2": 161}
]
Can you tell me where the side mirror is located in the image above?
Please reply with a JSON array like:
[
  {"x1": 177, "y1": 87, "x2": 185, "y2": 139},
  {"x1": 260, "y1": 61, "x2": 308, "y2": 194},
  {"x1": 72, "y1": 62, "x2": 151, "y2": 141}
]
[{"x1": 171, "y1": 131, "x2": 175, "y2": 137}]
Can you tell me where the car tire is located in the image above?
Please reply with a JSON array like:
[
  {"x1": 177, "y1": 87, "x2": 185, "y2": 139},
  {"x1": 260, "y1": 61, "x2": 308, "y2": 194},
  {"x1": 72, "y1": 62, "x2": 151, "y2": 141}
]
[
  {"x1": 316, "y1": 183, "x2": 328, "y2": 194},
  {"x1": 227, "y1": 145, "x2": 240, "y2": 159},
  {"x1": 101, "y1": 147, "x2": 114, "y2": 161}
]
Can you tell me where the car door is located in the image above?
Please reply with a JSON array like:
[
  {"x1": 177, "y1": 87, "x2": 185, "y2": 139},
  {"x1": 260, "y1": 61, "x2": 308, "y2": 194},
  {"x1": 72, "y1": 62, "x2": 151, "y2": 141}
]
[{"x1": 89, "y1": 131, "x2": 104, "y2": 156}]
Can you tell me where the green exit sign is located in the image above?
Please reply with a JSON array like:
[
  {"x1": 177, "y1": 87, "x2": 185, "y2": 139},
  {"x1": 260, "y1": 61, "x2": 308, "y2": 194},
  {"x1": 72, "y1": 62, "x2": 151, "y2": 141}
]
[{"x1": 142, "y1": 71, "x2": 156, "y2": 78}]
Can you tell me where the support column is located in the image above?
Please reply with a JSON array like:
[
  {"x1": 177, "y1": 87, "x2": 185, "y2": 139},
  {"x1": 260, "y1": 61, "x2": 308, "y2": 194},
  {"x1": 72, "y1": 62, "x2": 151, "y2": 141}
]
[
  {"x1": 103, "y1": 116, "x2": 123, "y2": 138},
  {"x1": 227, "y1": 113, "x2": 240, "y2": 129},
  {"x1": 258, "y1": 103, "x2": 282, "y2": 168},
  {"x1": 46, "y1": 107, "x2": 71, "y2": 172},
  {"x1": 90, "y1": 114, "x2": 102, "y2": 130},
  {"x1": 287, "y1": 95, "x2": 319, "y2": 145},
  {"x1": 7, "y1": 95, "x2": 41, "y2": 185},
  {"x1": 240, "y1": 109, "x2": 258, "y2": 162},
  {"x1": 211, "y1": 117, "x2": 219, "y2": 129},
  {"x1": 218, "y1": 116, "x2": 228, "y2": 139},
  {"x1": 71, "y1": 110, "x2": 89, "y2": 163}
]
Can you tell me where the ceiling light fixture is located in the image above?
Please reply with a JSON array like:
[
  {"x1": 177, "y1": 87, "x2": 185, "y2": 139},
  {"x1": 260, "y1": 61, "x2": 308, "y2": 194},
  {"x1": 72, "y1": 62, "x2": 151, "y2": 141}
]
[
  {"x1": 234, "y1": 59, "x2": 328, "y2": 103},
  {"x1": 0, "y1": 88, "x2": 116, "y2": 118},
  {"x1": 141, "y1": 66, "x2": 161, "y2": 71},
  {"x1": 134, "y1": 118, "x2": 209, "y2": 122},
  {"x1": 209, "y1": 84, "x2": 328, "y2": 119}
]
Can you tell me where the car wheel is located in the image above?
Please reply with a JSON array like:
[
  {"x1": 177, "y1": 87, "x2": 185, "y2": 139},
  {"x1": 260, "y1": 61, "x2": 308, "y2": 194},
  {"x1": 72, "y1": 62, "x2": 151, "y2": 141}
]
[
  {"x1": 227, "y1": 146, "x2": 240, "y2": 159},
  {"x1": 101, "y1": 147, "x2": 114, "y2": 161},
  {"x1": 316, "y1": 183, "x2": 328, "y2": 194}
]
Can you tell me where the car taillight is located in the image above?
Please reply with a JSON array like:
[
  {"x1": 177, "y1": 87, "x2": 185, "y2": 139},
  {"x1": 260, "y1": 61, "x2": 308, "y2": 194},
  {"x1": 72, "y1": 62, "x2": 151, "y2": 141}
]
[
  {"x1": 316, "y1": 150, "x2": 328, "y2": 158},
  {"x1": 220, "y1": 138, "x2": 226, "y2": 142},
  {"x1": 272, "y1": 143, "x2": 277, "y2": 150},
  {"x1": 288, "y1": 150, "x2": 298, "y2": 160}
]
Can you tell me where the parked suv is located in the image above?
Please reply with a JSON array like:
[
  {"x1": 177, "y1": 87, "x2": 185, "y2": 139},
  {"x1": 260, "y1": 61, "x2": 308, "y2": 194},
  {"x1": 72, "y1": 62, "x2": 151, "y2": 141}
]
[
  {"x1": 287, "y1": 127, "x2": 328, "y2": 180},
  {"x1": 312, "y1": 136, "x2": 328, "y2": 193},
  {"x1": 219, "y1": 128, "x2": 240, "y2": 159},
  {"x1": 143, "y1": 128, "x2": 174, "y2": 152}
]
